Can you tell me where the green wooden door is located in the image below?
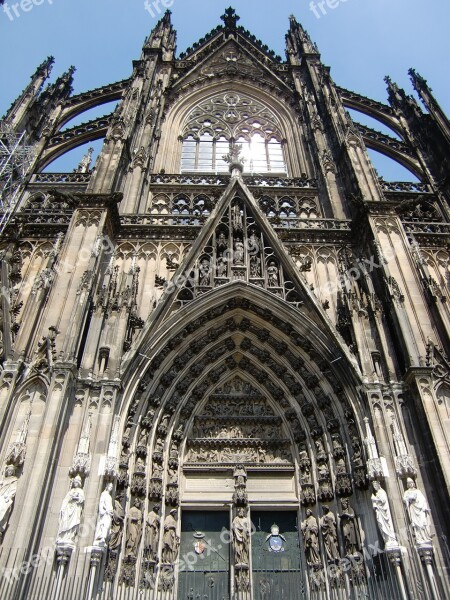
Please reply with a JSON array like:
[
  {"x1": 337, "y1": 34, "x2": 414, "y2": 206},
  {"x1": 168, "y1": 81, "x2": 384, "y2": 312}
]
[
  {"x1": 251, "y1": 511, "x2": 306, "y2": 600},
  {"x1": 178, "y1": 510, "x2": 230, "y2": 600}
]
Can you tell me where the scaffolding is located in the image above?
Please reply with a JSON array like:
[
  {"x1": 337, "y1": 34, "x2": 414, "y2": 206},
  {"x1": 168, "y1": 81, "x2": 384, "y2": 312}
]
[{"x1": 0, "y1": 120, "x2": 34, "y2": 235}]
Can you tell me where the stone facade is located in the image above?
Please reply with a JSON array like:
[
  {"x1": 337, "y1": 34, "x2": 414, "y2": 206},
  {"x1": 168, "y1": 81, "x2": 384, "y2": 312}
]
[{"x1": 0, "y1": 8, "x2": 449, "y2": 600}]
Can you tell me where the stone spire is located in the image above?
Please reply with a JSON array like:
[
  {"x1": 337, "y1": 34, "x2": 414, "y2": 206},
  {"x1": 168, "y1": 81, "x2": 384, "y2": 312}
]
[{"x1": 3, "y1": 56, "x2": 54, "y2": 130}]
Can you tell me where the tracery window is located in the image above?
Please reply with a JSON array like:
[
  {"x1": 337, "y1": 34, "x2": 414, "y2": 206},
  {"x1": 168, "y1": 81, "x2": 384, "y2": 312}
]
[{"x1": 181, "y1": 93, "x2": 287, "y2": 174}]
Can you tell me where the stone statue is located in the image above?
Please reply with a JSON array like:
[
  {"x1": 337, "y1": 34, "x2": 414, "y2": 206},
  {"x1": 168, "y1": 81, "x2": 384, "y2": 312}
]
[
  {"x1": 125, "y1": 498, "x2": 143, "y2": 557},
  {"x1": 0, "y1": 465, "x2": 18, "y2": 542},
  {"x1": 161, "y1": 508, "x2": 179, "y2": 564},
  {"x1": 267, "y1": 261, "x2": 279, "y2": 286},
  {"x1": 93, "y1": 482, "x2": 114, "y2": 547},
  {"x1": 403, "y1": 478, "x2": 432, "y2": 545},
  {"x1": 301, "y1": 509, "x2": 321, "y2": 566},
  {"x1": 234, "y1": 239, "x2": 244, "y2": 265},
  {"x1": 144, "y1": 504, "x2": 161, "y2": 561},
  {"x1": 232, "y1": 507, "x2": 250, "y2": 566},
  {"x1": 217, "y1": 254, "x2": 227, "y2": 277},
  {"x1": 56, "y1": 475, "x2": 85, "y2": 546},
  {"x1": 371, "y1": 481, "x2": 398, "y2": 548},
  {"x1": 250, "y1": 254, "x2": 261, "y2": 277},
  {"x1": 199, "y1": 259, "x2": 211, "y2": 286},
  {"x1": 339, "y1": 498, "x2": 361, "y2": 555},
  {"x1": 108, "y1": 494, "x2": 125, "y2": 551},
  {"x1": 320, "y1": 506, "x2": 340, "y2": 561}
]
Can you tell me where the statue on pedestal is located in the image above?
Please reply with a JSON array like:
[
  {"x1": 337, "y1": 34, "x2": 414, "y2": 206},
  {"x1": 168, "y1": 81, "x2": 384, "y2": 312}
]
[
  {"x1": 0, "y1": 465, "x2": 18, "y2": 542},
  {"x1": 403, "y1": 478, "x2": 432, "y2": 545},
  {"x1": 93, "y1": 483, "x2": 114, "y2": 547},
  {"x1": 371, "y1": 481, "x2": 398, "y2": 548},
  {"x1": 56, "y1": 475, "x2": 85, "y2": 547},
  {"x1": 232, "y1": 507, "x2": 250, "y2": 566}
]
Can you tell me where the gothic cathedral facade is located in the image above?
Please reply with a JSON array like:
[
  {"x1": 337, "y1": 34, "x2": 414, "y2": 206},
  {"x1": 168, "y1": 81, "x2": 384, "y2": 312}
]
[{"x1": 0, "y1": 8, "x2": 449, "y2": 600}]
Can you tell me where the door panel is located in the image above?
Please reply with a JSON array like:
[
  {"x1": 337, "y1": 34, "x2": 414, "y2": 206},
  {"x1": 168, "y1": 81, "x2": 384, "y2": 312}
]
[
  {"x1": 179, "y1": 510, "x2": 230, "y2": 600},
  {"x1": 251, "y1": 511, "x2": 305, "y2": 600}
]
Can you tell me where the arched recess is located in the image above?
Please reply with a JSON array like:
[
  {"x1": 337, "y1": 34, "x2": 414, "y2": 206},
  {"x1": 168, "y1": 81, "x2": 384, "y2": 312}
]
[
  {"x1": 156, "y1": 81, "x2": 311, "y2": 178},
  {"x1": 102, "y1": 284, "x2": 382, "y2": 595}
]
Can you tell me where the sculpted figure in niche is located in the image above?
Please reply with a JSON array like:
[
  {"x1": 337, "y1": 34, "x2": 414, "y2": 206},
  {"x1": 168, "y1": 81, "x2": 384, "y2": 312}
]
[
  {"x1": 234, "y1": 239, "x2": 244, "y2": 265},
  {"x1": 232, "y1": 507, "x2": 250, "y2": 566},
  {"x1": 217, "y1": 254, "x2": 227, "y2": 277},
  {"x1": 332, "y1": 433, "x2": 344, "y2": 452},
  {"x1": 335, "y1": 458, "x2": 346, "y2": 474},
  {"x1": 339, "y1": 498, "x2": 361, "y2": 555},
  {"x1": 137, "y1": 429, "x2": 148, "y2": 449},
  {"x1": 93, "y1": 482, "x2": 114, "y2": 547},
  {"x1": 403, "y1": 478, "x2": 432, "y2": 545},
  {"x1": 0, "y1": 465, "x2": 18, "y2": 542},
  {"x1": 199, "y1": 258, "x2": 211, "y2": 286},
  {"x1": 144, "y1": 504, "x2": 160, "y2": 561},
  {"x1": 217, "y1": 232, "x2": 228, "y2": 253},
  {"x1": 267, "y1": 261, "x2": 279, "y2": 286},
  {"x1": 318, "y1": 462, "x2": 329, "y2": 478},
  {"x1": 56, "y1": 475, "x2": 85, "y2": 546},
  {"x1": 109, "y1": 493, "x2": 125, "y2": 551},
  {"x1": 301, "y1": 509, "x2": 321, "y2": 566},
  {"x1": 125, "y1": 498, "x2": 143, "y2": 557},
  {"x1": 161, "y1": 509, "x2": 179, "y2": 564},
  {"x1": 315, "y1": 438, "x2": 326, "y2": 456},
  {"x1": 320, "y1": 506, "x2": 340, "y2": 561},
  {"x1": 371, "y1": 481, "x2": 398, "y2": 548},
  {"x1": 250, "y1": 254, "x2": 261, "y2": 277}
]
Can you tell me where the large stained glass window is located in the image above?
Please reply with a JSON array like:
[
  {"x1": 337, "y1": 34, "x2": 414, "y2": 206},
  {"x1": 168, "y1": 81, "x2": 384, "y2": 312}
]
[{"x1": 181, "y1": 93, "x2": 287, "y2": 174}]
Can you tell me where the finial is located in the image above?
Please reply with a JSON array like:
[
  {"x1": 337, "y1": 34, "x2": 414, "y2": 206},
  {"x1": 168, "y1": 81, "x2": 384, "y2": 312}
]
[
  {"x1": 409, "y1": 68, "x2": 429, "y2": 92},
  {"x1": 223, "y1": 142, "x2": 245, "y2": 176},
  {"x1": 221, "y1": 6, "x2": 240, "y2": 29}
]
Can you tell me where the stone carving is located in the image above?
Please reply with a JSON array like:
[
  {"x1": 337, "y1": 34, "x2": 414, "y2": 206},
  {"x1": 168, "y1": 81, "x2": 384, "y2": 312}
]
[
  {"x1": 104, "y1": 415, "x2": 120, "y2": 478},
  {"x1": 371, "y1": 481, "x2": 398, "y2": 548},
  {"x1": 339, "y1": 498, "x2": 362, "y2": 555},
  {"x1": 5, "y1": 409, "x2": 31, "y2": 467},
  {"x1": 250, "y1": 254, "x2": 261, "y2": 277},
  {"x1": 403, "y1": 478, "x2": 432, "y2": 545},
  {"x1": 192, "y1": 418, "x2": 281, "y2": 440},
  {"x1": 69, "y1": 416, "x2": 92, "y2": 478},
  {"x1": 56, "y1": 475, "x2": 85, "y2": 547},
  {"x1": 0, "y1": 465, "x2": 18, "y2": 542},
  {"x1": 166, "y1": 466, "x2": 179, "y2": 506},
  {"x1": 331, "y1": 433, "x2": 345, "y2": 458},
  {"x1": 267, "y1": 261, "x2": 279, "y2": 286},
  {"x1": 199, "y1": 258, "x2": 211, "y2": 286},
  {"x1": 93, "y1": 483, "x2": 114, "y2": 547},
  {"x1": 161, "y1": 509, "x2": 179, "y2": 564},
  {"x1": 301, "y1": 509, "x2": 321, "y2": 566},
  {"x1": 233, "y1": 465, "x2": 248, "y2": 505},
  {"x1": 233, "y1": 239, "x2": 244, "y2": 265},
  {"x1": 144, "y1": 504, "x2": 160, "y2": 561},
  {"x1": 125, "y1": 499, "x2": 143, "y2": 558},
  {"x1": 320, "y1": 506, "x2": 340, "y2": 562},
  {"x1": 109, "y1": 493, "x2": 125, "y2": 551},
  {"x1": 232, "y1": 507, "x2": 250, "y2": 566},
  {"x1": 185, "y1": 443, "x2": 291, "y2": 465},
  {"x1": 136, "y1": 429, "x2": 148, "y2": 456}
]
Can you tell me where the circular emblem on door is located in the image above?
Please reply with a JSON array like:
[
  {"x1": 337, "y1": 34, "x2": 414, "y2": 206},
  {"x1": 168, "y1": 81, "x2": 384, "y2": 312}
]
[
  {"x1": 194, "y1": 540, "x2": 206, "y2": 555},
  {"x1": 193, "y1": 531, "x2": 206, "y2": 555},
  {"x1": 266, "y1": 524, "x2": 286, "y2": 553}
]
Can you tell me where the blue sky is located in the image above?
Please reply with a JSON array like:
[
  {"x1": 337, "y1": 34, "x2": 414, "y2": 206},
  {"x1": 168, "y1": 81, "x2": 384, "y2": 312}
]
[{"x1": 1, "y1": 0, "x2": 448, "y2": 179}]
